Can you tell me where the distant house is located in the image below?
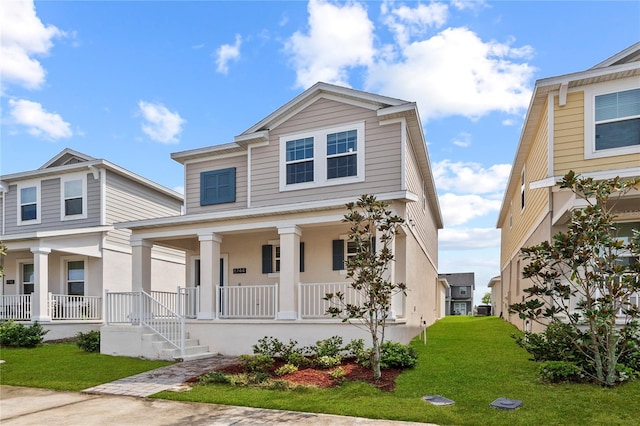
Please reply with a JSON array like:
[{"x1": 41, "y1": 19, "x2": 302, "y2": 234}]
[
  {"x1": 487, "y1": 275, "x2": 501, "y2": 317},
  {"x1": 101, "y1": 82, "x2": 445, "y2": 359},
  {"x1": 0, "y1": 149, "x2": 185, "y2": 339},
  {"x1": 496, "y1": 42, "x2": 640, "y2": 333},
  {"x1": 440, "y1": 272, "x2": 475, "y2": 315}
]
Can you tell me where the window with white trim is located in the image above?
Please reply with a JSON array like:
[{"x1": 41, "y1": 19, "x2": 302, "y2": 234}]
[
  {"x1": 61, "y1": 174, "x2": 87, "y2": 220},
  {"x1": 280, "y1": 122, "x2": 365, "y2": 191},
  {"x1": 459, "y1": 286, "x2": 468, "y2": 296},
  {"x1": 22, "y1": 263, "x2": 34, "y2": 294},
  {"x1": 66, "y1": 260, "x2": 85, "y2": 296},
  {"x1": 17, "y1": 182, "x2": 40, "y2": 225},
  {"x1": 520, "y1": 169, "x2": 526, "y2": 210},
  {"x1": 584, "y1": 78, "x2": 640, "y2": 159}
]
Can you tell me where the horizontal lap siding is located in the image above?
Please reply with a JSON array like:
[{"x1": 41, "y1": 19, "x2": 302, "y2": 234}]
[
  {"x1": 185, "y1": 156, "x2": 248, "y2": 214},
  {"x1": 251, "y1": 98, "x2": 402, "y2": 207}
]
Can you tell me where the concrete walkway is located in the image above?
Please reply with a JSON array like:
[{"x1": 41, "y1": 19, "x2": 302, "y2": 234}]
[{"x1": 1, "y1": 356, "x2": 436, "y2": 425}]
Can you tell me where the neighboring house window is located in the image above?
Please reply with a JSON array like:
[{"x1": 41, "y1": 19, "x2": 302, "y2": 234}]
[
  {"x1": 459, "y1": 286, "x2": 468, "y2": 296},
  {"x1": 520, "y1": 169, "x2": 526, "y2": 210},
  {"x1": 22, "y1": 263, "x2": 34, "y2": 294},
  {"x1": 200, "y1": 168, "x2": 236, "y2": 206},
  {"x1": 594, "y1": 88, "x2": 639, "y2": 151},
  {"x1": 67, "y1": 260, "x2": 85, "y2": 296},
  {"x1": 17, "y1": 182, "x2": 40, "y2": 225},
  {"x1": 279, "y1": 122, "x2": 365, "y2": 191},
  {"x1": 262, "y1": 243, "x2": 305, "y2": 273},
  {"x1": 61, "y1": 174, "x2": 87, "y2": 220},
  {"x1": 584, "y1": 79, "x2": 640, "y2": 159}
]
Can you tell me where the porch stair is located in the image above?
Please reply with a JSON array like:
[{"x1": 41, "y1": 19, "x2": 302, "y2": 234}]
[{"x1": 142, "y1": 331, "x2": 215, "y2": 361}]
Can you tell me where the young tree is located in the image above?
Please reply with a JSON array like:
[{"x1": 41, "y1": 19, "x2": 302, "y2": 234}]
[
  {"x1": 510, "y1": 172, "x2": 640, "y2": 386},
  {"x1": 481, "y1": 292, "x2": 491, "y2": 304},
  {"x1": 324, "y1": 194, "x2": 406, "y2": 380}
]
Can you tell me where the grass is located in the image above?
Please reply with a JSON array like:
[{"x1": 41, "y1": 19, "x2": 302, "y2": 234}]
[
  {"x1": 1, "y1": 317, "x2": 639, "y2": 425},
  {"x1": 155, "y1": 316, "x2": 640, "y2": 425},
  {"x1": 0, "y1": 343, "x2": 172, "y2": 391}
]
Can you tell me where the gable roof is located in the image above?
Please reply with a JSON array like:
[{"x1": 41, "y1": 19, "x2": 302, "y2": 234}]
[
  {"x1": 39, "y1": 148, "x2": 96, "y2": 169},
  {"x1": 497, "y1": 43, "x2": 640, "y2": 227}
]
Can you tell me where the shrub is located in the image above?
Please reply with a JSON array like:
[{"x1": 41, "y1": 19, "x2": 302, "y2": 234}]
[
  {"x1": 252, "y1": 336, "x2": 284, "y2": 358},
  {"x1": 199, "y1": 371, "x2": 231, "y2": 384},
  {"x1": 75, "y1": 330, "x2": 100, "y2": 352},
  {"x1": 275, "y1": 363, "x2": 298, "y2": 376},
  {"x1": 513, "y1": 321, "x2": 585, "y2": 363},
  {"x1": 538, "y1": 361, "x2": 584, "y2": 383},
  {"x1": 329, "y1": 366, "x2": 347, "y2": 382},
  {"x1": 309, "y1": 336, "x2": 343, "y2": 358},
  {"x1": 266, "y1": 379, "x2": 292, "y2": 390},
  {"x1": 0, "y1": 320, "x2": 48, "y2": 348},
  {"x1": 380, "y1": 341, "x2": 418, "y2": 369},
  {"x1": 315, "y1": 355, "x2": 342, "y2": 369},
  {"x1": 239, "y1": 354, "x2": 274, "y2": 374},
  {"x1": 285, "y1": 351, "x2": 310, "y2": 367},
  {"x1": 344, "y1": 338, "x2": 365, "y2": 359}
]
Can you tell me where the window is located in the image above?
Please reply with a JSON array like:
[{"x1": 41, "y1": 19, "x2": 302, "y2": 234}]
[
  {"x1": 18, "y1": 182, "x2": 40, "y2": 224},
  {"x1": 595, "y1": 88, "x2": 640, "y2": 151},
  {"x1": 200, "y1": 168, "x2": 236, "y2": 206},
  {"x1": 280, "y1": 122, "x2": 365, "y2": 191},
  {"x1": 585, "y1": 79, "x2": 640, "y2": 159},
  {"x1": 262, "y1": 243, "x2": 304, "y2": 274},
  {"x1": 332, "y1": 236, "x2": 376, "y2": 271},
  {"x1": 22, "y1": 263, "x2": 34, "y2": 294},
  {"x1": 61, "y1": 174, "x2": 87, "y2": 220},
  {"x1": 67, "y1": 260, "x2": 85, "y2": 296},
  {"x1": 459, "y1": 286, "x2": 468, "y2": 295},
  {"x1": 520, "y1": 169, "x2": 526, "y2": 210}
]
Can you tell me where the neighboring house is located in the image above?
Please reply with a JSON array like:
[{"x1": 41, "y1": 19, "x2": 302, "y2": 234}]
[
  {"x1": 497, "y1": 42, "x2": 640, "y2": 333},
  {"x1": 440, "y1": 272, "x2": 475, "y2": 315},
  {"x1": 487, "y1": 275, "x2": 501, "y2": 318},
  {"x1": 101, "y1": 82, "x2": 445, "y2": 359},
  {"x1": 0, "y1": 149, "x2": 185, "y2": 339}
]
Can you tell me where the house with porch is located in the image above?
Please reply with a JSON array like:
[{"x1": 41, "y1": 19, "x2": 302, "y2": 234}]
[
  {"x1": 0, "y1": 149, "x2": 185, "y2": 339},
  {"x1": 101, "y1": 82, "x2": 445, "y2": 359},
  {"x1": 497, "y1": 42, "x2": 640, "y2": 333},
  {"x1": 439, "y1": 272, "x2": 475, "y2": 316}
]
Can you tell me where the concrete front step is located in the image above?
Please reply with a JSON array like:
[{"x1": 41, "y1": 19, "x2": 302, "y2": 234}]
[{"x1": 142, "y1": 331, "x2": 213, "y2": 361}]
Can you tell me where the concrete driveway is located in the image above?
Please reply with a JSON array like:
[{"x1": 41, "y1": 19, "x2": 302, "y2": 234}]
[{"x1": 0, "y1": 385, "x2": 434, "y2": 426}]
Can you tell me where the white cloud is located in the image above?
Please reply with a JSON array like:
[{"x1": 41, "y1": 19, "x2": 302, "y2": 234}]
[
  {"x1": 8, "y1": 99, "x2": 72, "y2": 140},
  {"x1": 284, "y1": 0, "x2": 375, "y2": 89},
  {"x1": 215, "y1": 34, "x2": 242, "y2": 74},
  {"x1": 439, "y1": 227, "x2": 500, "y2": 249},
  {"x1": 452, "y1": 131, "x2": 472, "y2": 148},
  {"x1": 137, "y1": 101, "x2": 185, "y2": 144},
  {"x1": 381, "y1": 0, "x2": 448, "y2": 46},
  {"x1": 439, "y1": 193, "x2": 502, "y2": 226},
  {"x1": 0, "y1": 0, "x2": 64, "y2": 90},
  {"x1": 433, "y1": 160, "x2": 511, "y2": 195}
]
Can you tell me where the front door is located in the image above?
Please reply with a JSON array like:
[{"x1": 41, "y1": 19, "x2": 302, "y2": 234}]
[{"x1": 454, "y1": 302, "x2": 467, "y2": 315}]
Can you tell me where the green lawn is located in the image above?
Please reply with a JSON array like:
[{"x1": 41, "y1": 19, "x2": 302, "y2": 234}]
[
  {"x1": 1, "y1": 317, "x2": 639, "y2": 425},
  {"x1": 157, "y1": 317, "x2": 640, "y2": 426},
  {"x1": 0, "y1": 343, "x2": 172, "y2": 391}
]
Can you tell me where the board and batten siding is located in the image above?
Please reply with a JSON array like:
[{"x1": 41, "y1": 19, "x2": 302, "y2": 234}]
[
  {"x1": 184, "y1": 155, "x2": 248, "y2": 215},
  {"x1": 3, "y1": 172, "x2": 101, "y2": 235},
  {"x1": 500, "y1": 100, "x2": 550, "y2": 267},
  {"x1": 250, "y1": 97, "x2": 402, "y2": 208},
  {"x1": 553, "y1": 91, "x2": 640, "y2": 176}
]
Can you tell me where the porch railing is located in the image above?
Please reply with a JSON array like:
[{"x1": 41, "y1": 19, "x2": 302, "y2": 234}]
[
  {"x1": 0, "y1": 293, "x2": 101, "y2": 321},
  {"x1": 298, "y1": 282, "x2": 365, "y2": 319},
  {"x1": 0, "y1": 294, "x2": 32, "y2": 320},
  {"x1": 217, "y1": 284, "x2": 277, "y2": 319},
  {"x1": 178, "y1": 286, "x2": 199, "y2": 319}
]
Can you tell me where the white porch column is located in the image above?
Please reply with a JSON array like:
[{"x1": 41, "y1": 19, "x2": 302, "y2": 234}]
[
  {"x1": 277, "y1": 225, "x2": 301, "y2": 320},
  {"x1": 131, "y1": 239, "x2": 153, "y2": 293},
  {"x1": 31, "y1": 247, "x2": 52, "y2": 322},
  {"x1": 378, "y1": 233, "x2": 401, "y2": 319},
  {"x1": 198, "y1": 233, "x2": 222, "y2": 320}
]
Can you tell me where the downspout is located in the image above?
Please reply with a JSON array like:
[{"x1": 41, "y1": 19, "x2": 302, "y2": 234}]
[{"x1": 0, "y1": 181, "x2": 7, "y2": 236}]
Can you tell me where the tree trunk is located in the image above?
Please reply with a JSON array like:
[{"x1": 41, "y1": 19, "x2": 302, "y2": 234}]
[{"x1": 372, "y1": 336, "x2": 381, "y2": 380}]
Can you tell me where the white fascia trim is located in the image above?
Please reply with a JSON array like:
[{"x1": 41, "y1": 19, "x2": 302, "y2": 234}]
[
  {"x1": 234, "y1": 130, "x2": 269, "y2": 143},
  {"x1": 117, "y1": 190, "x2": 418, "y2": 230},
  {"x1": 530, "y1": 176, "x2": 558, "y2": 190},
  {"x1": 377, "y1": 103, "x2": 416, "y2": 117},
  {"x1": 1, "y1": 226, "x2": 114, "y2": 242},
  {"x1": 540, "y1": 167, "x2": 640, "y2": 192},
  {"x1": 547, "y1": 93, "x2": 554, "y2": 178},
  {"x1": 535, "y1": 60, "x2": 639, "y2": 89},
  {"x1": 180, "y1": 150, "x2": 247, "y2": 165}
]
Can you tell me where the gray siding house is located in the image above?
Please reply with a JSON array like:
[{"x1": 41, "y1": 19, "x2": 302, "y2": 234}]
[
  {"x1": 0, "y1": 149, "x2": 185, "y2": 339},
  {"x1": 440, "y1": 272, "x2": 475, "y2": 315},
  {"x1": 101, "y1": 82, "x2": 446, "y2": 359}
]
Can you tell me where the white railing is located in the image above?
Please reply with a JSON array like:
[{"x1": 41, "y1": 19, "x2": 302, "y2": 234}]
[
  {"x1": 105, "y1": 291, "x2": 140, "y2": 324},
  {"x1": 217, "y1": 284, "x2": 277, "y2": 319},
  {"x1": 299, "y1": 282, "x2": 365, "y2": 319},
  {"x1": 50, "y1": 294, "x2": 101, "y2": 320},
  {"x1": 178, "y1": 286, "x2": 199, "y2": 319},
  {"x1": 141, "y1": 290, "x2": 184, "y2": 357},
  {"x1": 0, "y1": 294, "x2": 32, "y2": 320}
]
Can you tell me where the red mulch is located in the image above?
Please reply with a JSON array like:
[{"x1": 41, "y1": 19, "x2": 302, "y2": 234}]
[{"x1": 211, "y1": 360, "x2": 402, "y2": 392}]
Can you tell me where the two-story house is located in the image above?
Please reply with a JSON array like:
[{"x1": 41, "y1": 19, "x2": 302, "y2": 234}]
[
  {"x1": 497, "y1": 42, "x2": 640, "y2": 333},
  {"x1": 101, "y1": 82, "x2": 445, "y2": 359},
  {"x1": 0, "y1": 149, "x2": 185, "y2": 339},
  {"x1": 439, "y1": 272, "x2": 475, "y2": 315}
]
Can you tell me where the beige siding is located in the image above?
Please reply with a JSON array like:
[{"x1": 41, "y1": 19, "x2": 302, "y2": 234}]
[
  {"x1": 554, "y1": 91, "x2": 640, "y2": 175},
  {"x1": 185, "y1": 155, "x2": 248, "y2": 214}
]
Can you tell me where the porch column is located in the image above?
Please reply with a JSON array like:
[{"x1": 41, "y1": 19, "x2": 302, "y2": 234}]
[
  {"x1": 31, "y1": 247, "x2": 52, "y2": 322},
  {"x1": 131, "y1": 239, "x2": 153, "y2": 293},
  {"x1": 378, "y1": 233, "x2": 401, "y2": 319},
  {"x1": 277, "y1": 225, "x2": 301, "y2": 320},
  {"x1": 198, "y1": 233, "x2": 222, "y2": 320}
]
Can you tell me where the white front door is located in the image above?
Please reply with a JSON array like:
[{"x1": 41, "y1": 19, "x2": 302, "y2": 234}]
[{"x1": 454, "y1": 302, "x2": 466, "y2": 315}]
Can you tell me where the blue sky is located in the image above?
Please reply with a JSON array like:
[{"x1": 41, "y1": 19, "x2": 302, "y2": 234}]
[{"x1": 1, "y1": 0, "x2": 639, "y2": 305}]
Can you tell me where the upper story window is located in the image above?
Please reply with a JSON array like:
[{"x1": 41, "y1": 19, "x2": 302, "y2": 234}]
[
  {"x1": 61, "y1": 174, "x2": 87, "y2": 220},
  {"x1": 459, "y1": 286, "x2": 468, "y2": 295},
  {"x1": 520, "y1": 169, "x2": 526, "y2": 210},
  {"x1": 280, "y1": 122, "x2": 365, "y2": 192},
  {"x1": 200, "y1": 167, "x2": 236, "y2": 206},
  {"x1": 584, "y1": 78, "x2": 640, "y2": 159},
  {"x1": 17, "y1": 181, "x2": 40, "y2": 225}
]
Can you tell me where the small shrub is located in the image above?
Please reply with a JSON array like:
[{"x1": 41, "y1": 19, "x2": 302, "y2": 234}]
[
  {"x1": 252, "y1": 336, "x2": 284, "y2": 358},
  {"x1": 75, "y1": 330, "x2": 100, "y2": 352},
  {"x1": 616, "y1": 364, "x2": 639, "y2": 383},
  {"x1": 513, "y1": 321, "x2": 585, "y2": 363},
  {"x1": 239, "y1": 354, "x2": 274, "y2": 374},
  {"x1": 275, "y1": 363, "x2": 298, "y2": 376},
  {"x1": 309, "y1": 336, "x2": 343, "y2": 358},
  {"x1": 538, "y1": 361, "x2": 584, "y2": 383},
  {"x1": 199, "y1": 371, "x2": 231, "y2": 384},
  {"x1": 0, "y1": 320, "x2": 48, "y2": 348},
  {"x1": 380, "y1": 341, "x2": 418, "y2": 369},
  {"x1": 266, "y1": 379, "x2": 293, "y2": 390},
  {"x1": 329, "y1": 366, "x2": 347, "y2": 382},
  {"x1": 315, "y1": 355, "x2": 342, "y2": 369},
  {"x1": 285, "y1": 351, "x2": 310, "y2": 367}
]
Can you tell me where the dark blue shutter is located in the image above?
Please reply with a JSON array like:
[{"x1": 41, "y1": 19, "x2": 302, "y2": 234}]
[
  {"x1": 262, "y1": 245, "x2": 273, "y2": 274},
  {"x1": 200, "y1": 168, "x2": 236, "y2": 206},
  {"x1": 299, "y1": 242, "x2": 305, "y2": 272},
  {"x1": 371, "y1": 237, "x2": 376, "y2": 254},
  {"x1": 332, "y1": 239, "x2": 344, "y2": 271}
]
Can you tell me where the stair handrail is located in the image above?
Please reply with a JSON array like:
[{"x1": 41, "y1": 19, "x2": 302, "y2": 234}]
[{"x1": 139, "y1": 290, "x2": 185, "y2": 358}]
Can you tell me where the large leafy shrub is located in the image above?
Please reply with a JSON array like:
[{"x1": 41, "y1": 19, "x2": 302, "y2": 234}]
[
  {"x1": 75, "y1": 330, "x2": 100, "y2": 352},
  {"x1": 0, "y1": 320, "x2": 48, "y2": 348}
]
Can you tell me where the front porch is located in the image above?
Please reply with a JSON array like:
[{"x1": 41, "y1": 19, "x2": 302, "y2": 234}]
[{"x1": 0, "y1": 293, "x2": 102, "y2": 321}]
